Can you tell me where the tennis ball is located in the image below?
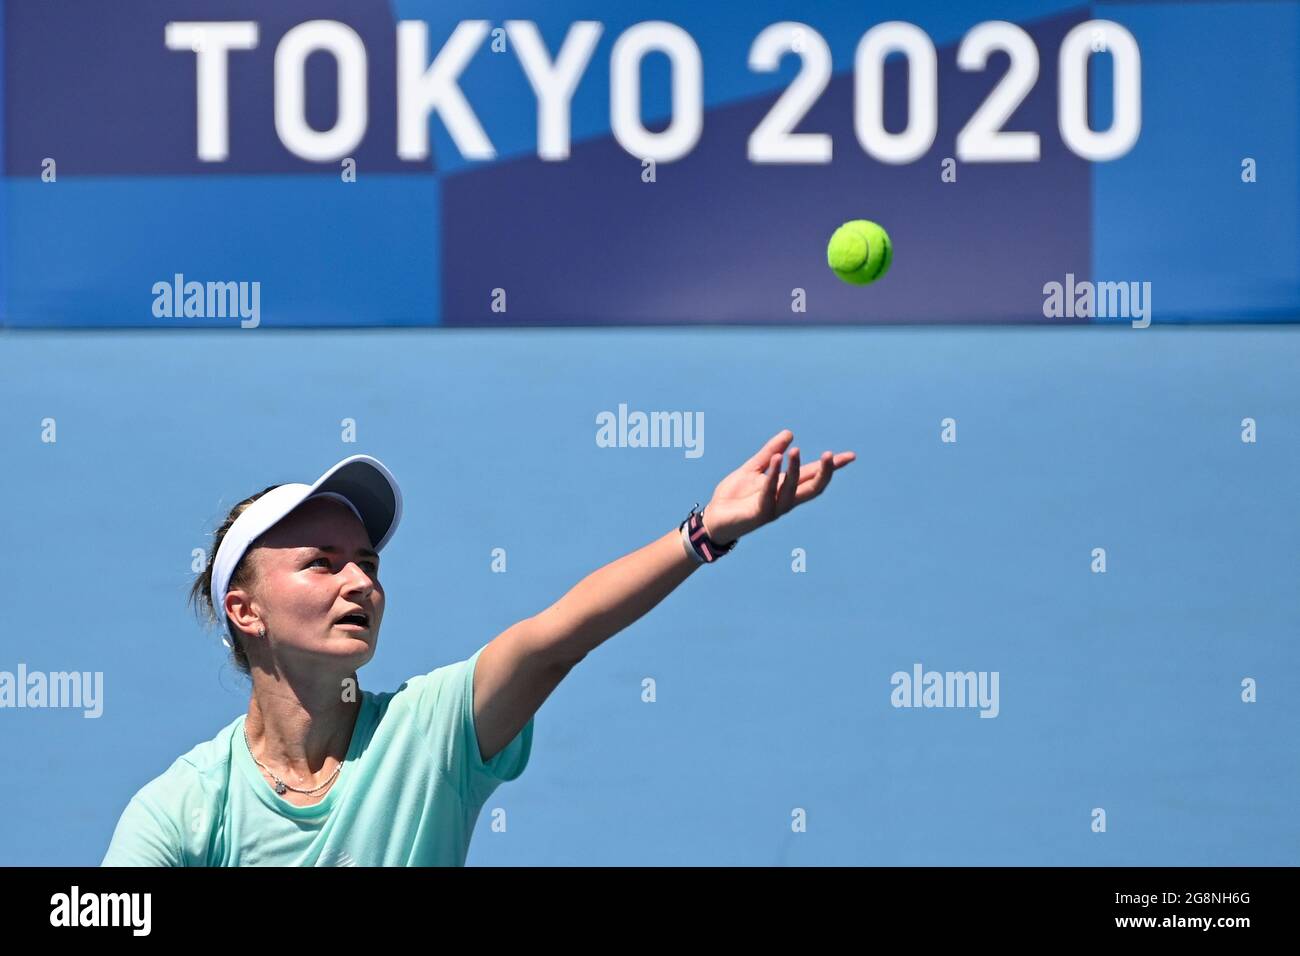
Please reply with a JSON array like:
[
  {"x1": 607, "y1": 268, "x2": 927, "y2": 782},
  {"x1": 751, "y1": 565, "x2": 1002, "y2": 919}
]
[{"x1": 827, "y1": 220, "x2": 892, "y2": 285}]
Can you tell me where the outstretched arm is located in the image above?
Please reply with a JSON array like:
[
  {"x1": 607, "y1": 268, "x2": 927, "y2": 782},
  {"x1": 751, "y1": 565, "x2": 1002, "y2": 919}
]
[{"x1": 471, "y1": 429, "x2": 856, "y2": 762}]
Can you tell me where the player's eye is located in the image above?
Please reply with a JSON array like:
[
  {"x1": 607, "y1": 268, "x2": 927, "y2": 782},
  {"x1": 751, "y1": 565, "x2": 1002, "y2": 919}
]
[{"x1": 308, "y1": 556, "x2": 377, "y2": 574}]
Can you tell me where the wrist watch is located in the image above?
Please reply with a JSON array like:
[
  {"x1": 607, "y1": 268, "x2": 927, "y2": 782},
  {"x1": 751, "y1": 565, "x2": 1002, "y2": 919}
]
[{"x1": 679, "y1": 503, "x2": 737, "y2": 564}]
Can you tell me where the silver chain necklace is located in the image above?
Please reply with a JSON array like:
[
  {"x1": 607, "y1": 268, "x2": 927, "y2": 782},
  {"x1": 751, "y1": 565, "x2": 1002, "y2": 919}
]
[{"x1": 243, "y1": 725, "x2": 342, "y2": 796}]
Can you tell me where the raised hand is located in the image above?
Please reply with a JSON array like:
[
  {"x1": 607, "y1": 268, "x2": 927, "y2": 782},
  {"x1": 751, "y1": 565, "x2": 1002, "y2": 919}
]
[{"x1": 701, "y1": 429, "x2": 856, "y2": 545}]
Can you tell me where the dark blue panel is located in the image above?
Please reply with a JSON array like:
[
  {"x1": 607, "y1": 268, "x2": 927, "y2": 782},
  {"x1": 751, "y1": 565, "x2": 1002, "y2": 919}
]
[
  {"x1": 4, "y1": 0, "x2": 431, "y2": 174},
  {"x1": 440, "y1": 9, "x2": 1093, "y2": 325}
]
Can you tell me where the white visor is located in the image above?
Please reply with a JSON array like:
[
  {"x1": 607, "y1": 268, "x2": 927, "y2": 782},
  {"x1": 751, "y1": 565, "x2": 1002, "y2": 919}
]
[{"x1": 210, "y1": 455, "x2": 402, "y2": 634}]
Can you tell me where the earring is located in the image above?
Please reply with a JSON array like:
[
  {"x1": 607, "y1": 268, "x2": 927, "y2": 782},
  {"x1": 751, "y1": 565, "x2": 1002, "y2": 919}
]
[{"x1": 257, "y1": 625, "x2": 266, "y2": 639}]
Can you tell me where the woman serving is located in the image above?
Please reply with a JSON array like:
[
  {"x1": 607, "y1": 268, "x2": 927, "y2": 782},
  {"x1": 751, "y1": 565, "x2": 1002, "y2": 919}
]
[{"x1": 102, "y1": 429, "x2": 853, "y2": 866}]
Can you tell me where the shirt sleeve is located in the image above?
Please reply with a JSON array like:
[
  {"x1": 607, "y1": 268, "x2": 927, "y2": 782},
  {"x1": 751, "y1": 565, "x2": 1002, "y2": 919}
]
[
  {"x1": 419, "y1": 643, "x2": 534, "y2": 804},
  {"x1": 100, "y1": 788, "x2": 185, "y2": 867}
]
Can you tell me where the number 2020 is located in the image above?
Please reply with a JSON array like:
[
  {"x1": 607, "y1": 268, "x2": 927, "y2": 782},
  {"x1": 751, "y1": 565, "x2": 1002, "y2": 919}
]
[{"x1": 746, "y1": 19, "x2": 1140, "y2": 164}]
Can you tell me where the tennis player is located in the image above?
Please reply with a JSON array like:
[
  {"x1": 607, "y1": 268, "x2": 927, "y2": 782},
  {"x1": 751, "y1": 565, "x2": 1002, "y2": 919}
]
[{"x1": 101, "y1": 430, "x2": 853, "y2": 865}]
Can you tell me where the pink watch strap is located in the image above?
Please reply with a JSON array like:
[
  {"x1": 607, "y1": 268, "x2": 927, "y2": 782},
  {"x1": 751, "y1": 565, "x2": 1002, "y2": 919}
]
[{"x1": 679, "y1": 503, "x2": 736, "y2": 563}]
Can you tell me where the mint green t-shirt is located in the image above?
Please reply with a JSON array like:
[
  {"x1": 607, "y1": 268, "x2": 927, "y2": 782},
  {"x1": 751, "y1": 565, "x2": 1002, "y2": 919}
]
[{"x1": 101, "y1": 643, "x2": 533, "y2": 866}]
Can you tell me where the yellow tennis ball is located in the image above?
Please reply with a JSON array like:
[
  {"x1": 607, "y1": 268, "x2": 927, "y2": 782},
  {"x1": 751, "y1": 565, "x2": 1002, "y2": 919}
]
[{"x1": 827, "y1": 220, "x2": 893, "y2": 285}]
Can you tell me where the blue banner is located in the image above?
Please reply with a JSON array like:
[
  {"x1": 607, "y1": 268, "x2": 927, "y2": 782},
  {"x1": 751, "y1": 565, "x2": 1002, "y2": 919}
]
[{"x1": 2, "y1": 0, "x2": 1297, "y2": 327}]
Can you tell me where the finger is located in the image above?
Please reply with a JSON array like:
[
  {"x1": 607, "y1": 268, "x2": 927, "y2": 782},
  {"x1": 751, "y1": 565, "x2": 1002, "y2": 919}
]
[
  {"x1": 745, "y1": 429, "x2": 794, "y2": 473},
  {"x1": 761, "y1": 453, "x2": 781, "y2": 513},
  {"x1": 816, "y1": 452, "x2": 837, "y2": 494},
  {"x1": 794, "y1": 450, "x2": 855, "y2": 485},
  {"x1": 788, "y1": 453, "x2": 832, "y2": 504},
  {"x1": 776, "y1": 447, "x2": 800, "y2": 514},
  {"x1": 794, "y1": 453, "x2": 830, "y2": 487},
  {"x1": 790, "y1": 460, "x2": 832, "y2": 504}
]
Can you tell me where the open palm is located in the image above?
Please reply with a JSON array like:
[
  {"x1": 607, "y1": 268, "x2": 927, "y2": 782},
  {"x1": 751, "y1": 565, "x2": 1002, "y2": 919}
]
[{"x1": 702, "y1": 429, "x2": 856, "y2": 545}]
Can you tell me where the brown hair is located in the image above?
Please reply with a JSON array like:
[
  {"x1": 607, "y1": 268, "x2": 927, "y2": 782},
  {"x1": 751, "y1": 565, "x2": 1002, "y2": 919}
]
[{"x1": 187, "y1": 485, "x2": 283, "y2": 677}]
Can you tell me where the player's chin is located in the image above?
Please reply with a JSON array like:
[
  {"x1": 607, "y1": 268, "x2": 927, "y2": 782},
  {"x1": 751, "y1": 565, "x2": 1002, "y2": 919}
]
[
  {"x1": 328, "y1": 623, "x2": 378, "y2": 651},
  {"x1": 324, "y1": 633, "x2": 377, "y2": 667}
]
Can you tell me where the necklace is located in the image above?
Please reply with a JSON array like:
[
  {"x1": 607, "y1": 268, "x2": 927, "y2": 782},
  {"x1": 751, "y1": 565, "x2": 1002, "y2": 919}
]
[{"x1": 243, "y1": 725, "x2": 343, "y2": 796}]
